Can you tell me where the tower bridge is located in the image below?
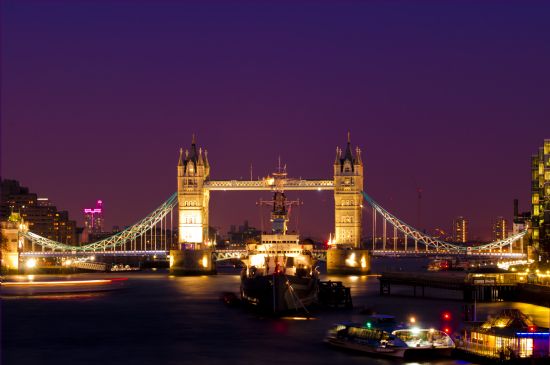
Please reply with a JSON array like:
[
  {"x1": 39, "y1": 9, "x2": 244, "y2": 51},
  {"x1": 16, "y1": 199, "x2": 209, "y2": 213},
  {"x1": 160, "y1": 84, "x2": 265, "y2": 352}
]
[{"x1": 12, "y1": 134, "x2": 529, "y2": 274}]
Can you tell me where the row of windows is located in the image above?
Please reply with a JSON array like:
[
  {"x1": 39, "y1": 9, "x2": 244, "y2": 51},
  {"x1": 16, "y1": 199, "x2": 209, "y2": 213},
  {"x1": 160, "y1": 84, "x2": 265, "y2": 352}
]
[
  {"x1": 259, "y1": 250, "x2": 301, "y2": 255},
  {"x1": 341, "y1": 200, "x2": 356, "y2": 206},
  {"x1": 183, "y1": 201, "x2": 200, "y2": 207},
  {"x1": 340, "y1": 216, "x2": 354, "y2": 223},
  {"x1": 183, "y1": 179, "x2": 198, "y2": 186},
  {"x1": 262, "y1": 241, "x2": 298, "y2": 244},
  {"x1": 182, "y1": 217, "x2": 200, "y2": 224},
  {"x1": 347, "y1": 327, "x2": 384, "y2": 340}
]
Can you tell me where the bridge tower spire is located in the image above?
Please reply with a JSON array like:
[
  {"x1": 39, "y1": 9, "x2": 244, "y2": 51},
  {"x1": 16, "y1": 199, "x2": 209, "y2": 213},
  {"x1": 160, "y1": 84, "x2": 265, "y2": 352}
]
[
  {"x1": 177, "y1": 135, "x2": 210, "y2": 245},
  {"x1": 333, "y1": 132, "x2": 364, "y2": 247}
]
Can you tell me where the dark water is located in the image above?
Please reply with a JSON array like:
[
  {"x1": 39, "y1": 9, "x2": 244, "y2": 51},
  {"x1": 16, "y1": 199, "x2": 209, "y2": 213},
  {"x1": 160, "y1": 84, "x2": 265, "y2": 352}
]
[{"x1": 2, "y1": 258, "x2": 548, "y2": 365}]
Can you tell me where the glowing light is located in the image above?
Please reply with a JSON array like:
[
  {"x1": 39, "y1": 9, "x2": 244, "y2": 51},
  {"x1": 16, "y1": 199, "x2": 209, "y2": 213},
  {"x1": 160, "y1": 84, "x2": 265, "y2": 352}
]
[
  {"x1": 360, "y1": 256, "x2": 367, "y2": 269},
  {"x1": 345, "y1": 253, "x2": 357, "y2": 267},
  {"x1": 169, "y1": 255, "x2": 174, "y2": 268},
  {"x1": 411, "y1": 327, "x2": 420, "y2": 335},
  {"x1": 444, "y1": 327, "x2": 451, "y2": 334},
  {"x1": 409, "y1": 316, "x2": 416, "y2": 324},
  {"x1": 26, "y1": 258, "x2": 37, "y2": 269},
  {"x1": 250, "y1": 254, "x2": 266, "y2": 267},
  {"x1": 201, "y1": 255, "x2": 208, "y2": 268},
  {"x1": 327, "y1": 233, "x2": 335, "y2": 246},
  {"x1": 281, "y1": 317, "x2": 316, "y2": 321}
]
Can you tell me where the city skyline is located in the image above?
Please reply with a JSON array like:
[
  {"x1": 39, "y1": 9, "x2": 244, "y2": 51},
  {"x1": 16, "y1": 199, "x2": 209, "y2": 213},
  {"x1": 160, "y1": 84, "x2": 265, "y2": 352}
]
[{"x1": 2, "y1": 1, "x2": 549, "y2": 241}]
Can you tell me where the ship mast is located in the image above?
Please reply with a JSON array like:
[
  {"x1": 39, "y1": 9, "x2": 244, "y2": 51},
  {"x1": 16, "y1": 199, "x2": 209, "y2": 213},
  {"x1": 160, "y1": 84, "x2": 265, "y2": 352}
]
[{"x1": 258, "y1": 160, "x2": 301, "y2": 235}]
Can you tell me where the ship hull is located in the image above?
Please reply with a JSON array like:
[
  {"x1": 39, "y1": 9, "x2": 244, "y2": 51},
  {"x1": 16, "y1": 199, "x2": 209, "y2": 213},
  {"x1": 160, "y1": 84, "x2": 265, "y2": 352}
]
[
  {"x1": 325, "y1": 337, "x2": 453, "y2": 359},
  {"x1": 240, "y1": 273, "x2": 318, "y2": 313},
  {"x1": 325, "y1": 337, "x2": 407, "y2": 358}
]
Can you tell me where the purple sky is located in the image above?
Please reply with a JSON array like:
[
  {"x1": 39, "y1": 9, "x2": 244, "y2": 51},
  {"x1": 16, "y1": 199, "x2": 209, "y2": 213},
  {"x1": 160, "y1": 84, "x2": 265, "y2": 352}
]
[{"x1": 2, "y1": 1, "x2": 549, "y2": 242}]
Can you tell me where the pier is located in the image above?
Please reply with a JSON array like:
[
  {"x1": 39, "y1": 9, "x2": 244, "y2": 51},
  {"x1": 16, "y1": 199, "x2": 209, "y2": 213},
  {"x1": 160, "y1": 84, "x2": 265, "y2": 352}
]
[{"x1": 379, "y1": 272, "x2": 524, "y2": 302}]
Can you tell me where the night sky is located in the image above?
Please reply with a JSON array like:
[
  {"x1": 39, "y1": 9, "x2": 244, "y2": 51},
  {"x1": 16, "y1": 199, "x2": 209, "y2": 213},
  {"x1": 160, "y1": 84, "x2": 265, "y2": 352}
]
[{"x1": 2, "y1": 1, "x2": 549, "y2": 242}]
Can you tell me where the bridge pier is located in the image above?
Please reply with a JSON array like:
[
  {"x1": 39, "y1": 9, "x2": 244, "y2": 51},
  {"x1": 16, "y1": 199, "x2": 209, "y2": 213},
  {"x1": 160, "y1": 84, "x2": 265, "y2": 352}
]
[
  {"x1": 169, "y1": 248, "x2": 216, "y2": 275},
  {"x1": 326, "y1": 248, "x2": 370, "y2": 275}
]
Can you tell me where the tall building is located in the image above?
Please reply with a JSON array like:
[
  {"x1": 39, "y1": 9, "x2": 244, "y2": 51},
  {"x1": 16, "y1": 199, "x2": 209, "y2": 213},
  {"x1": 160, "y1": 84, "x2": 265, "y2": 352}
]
[
  {"x1": 333, "y1": 133, "x2": 363, "y2": 247},
  {"x1": 531, "y1": 139, "x2": 550, "y2": 262},
  {"x1": 0, "y1": 179, "x2": 78, "y2": 245},
  {"x1": 452, "y1": 216, "x2": 468, "y2": 243},
  {"x1": 83, "y1": 200, "x2": 104, "y2": 234},
  {"x1": 492, "y1": 216, "x2": 507, "y2": 241},
  {"x1": 177, "y1": 135, "x2": 210, "y2": 244}
]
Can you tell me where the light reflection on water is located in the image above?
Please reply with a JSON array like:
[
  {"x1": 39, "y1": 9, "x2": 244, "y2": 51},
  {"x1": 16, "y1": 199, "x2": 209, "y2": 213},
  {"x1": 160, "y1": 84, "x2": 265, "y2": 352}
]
[{"x1": 2, "y1": 260, "x2": 549, "y2": 365}]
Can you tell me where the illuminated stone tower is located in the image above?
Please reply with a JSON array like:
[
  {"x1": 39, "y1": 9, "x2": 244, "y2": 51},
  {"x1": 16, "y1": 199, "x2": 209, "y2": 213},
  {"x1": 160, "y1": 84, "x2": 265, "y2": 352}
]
[
  {"x1": 333, "y1": 133, "x2": 363, "y2": 247},
  {"x1": 177, "y1": 136, "x2": 210, "y2": 245}
]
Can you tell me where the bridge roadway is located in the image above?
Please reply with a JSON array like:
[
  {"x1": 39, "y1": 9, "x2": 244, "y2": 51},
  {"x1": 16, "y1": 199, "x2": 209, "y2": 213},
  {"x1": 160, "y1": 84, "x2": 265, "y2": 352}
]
[{"x1": 19, "y1": 249, "x2": 526, "y2": 260}]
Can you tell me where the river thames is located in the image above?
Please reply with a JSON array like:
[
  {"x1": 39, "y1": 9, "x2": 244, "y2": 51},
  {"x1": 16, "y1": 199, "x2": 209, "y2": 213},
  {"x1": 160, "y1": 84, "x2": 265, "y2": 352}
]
[{"x1": 2, "y1": 258, "x2": 549, "y2": 365}]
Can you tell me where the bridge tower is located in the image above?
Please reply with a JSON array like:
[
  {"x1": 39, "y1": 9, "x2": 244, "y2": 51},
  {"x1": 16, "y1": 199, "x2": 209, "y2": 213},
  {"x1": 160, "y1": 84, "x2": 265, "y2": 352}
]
[
  {"x1": 333, "y1": 133, "x2": 363, "y2": 247},
  {"x1": 177, "y1": 135, "x2": 210, "y2": 245},
  {"x1": 172, "y1": 135, "x2": 215, "y2": 275},
  {"x1": 328, "y1": 133, "x2": 370, "y2": 274}
]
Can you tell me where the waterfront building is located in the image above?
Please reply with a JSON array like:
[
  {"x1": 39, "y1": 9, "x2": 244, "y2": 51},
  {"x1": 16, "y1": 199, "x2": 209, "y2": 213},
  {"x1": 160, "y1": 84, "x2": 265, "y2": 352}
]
[
  {"x1": 84, "y1": 200, "x2": 104, "y2": 234},
  {"x1": 492, "y1": 217, "x2": 507, "y2": 241},
  {"x1": 461, "y1": 309, "x2": 549, "y2": 359},
  {"x1": 531, "y1": 139, "x2": 550, "y2": 263},
  {"x1": 453, "y1": 216, "x2": 468, "y2": 243},
  {"x1": 0, "y1": 179, "x2": 78, "y2": 245}
]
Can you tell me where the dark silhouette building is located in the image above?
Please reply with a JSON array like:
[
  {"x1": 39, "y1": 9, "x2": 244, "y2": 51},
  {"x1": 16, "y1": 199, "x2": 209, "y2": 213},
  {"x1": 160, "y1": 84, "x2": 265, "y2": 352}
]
[{"x1": 1, "y1": 179, "x2": 78, "y2": 245}]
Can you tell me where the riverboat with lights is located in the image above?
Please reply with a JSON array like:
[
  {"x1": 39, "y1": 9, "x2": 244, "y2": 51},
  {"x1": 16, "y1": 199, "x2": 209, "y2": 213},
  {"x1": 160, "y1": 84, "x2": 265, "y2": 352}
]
[
  {"x1": 0, "y1": 278, "x2": 127, "y2": 296},
  {"x1": 240, "y1": 183, "x2": 319, "y2": 314},
  {"x1": 324, "y1": 317, "x2": 455, "y2": 358}
]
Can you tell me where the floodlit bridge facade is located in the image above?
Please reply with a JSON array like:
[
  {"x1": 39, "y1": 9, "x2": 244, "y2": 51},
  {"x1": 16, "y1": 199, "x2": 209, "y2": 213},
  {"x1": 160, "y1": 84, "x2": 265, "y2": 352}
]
[{"x1": 15, "y1": 136, "x2": 529, "y2": 267}]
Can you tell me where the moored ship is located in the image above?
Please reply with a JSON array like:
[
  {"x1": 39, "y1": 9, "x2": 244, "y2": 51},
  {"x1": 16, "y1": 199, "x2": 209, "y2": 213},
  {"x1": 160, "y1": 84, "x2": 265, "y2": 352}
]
[{"x1": 240, "y1": 168, "x2": 319, "y2": 314}]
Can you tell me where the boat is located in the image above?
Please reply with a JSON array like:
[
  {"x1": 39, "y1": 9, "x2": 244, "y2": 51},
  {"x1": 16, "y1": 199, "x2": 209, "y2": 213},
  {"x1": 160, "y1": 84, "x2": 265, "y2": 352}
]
[
  {"x1": 240, "y1": 168, "x2": 319, "y2": 314},
  {"x1": 0, "y1": 278, "x2": 127, "y2": 296},
  {"x1": 325, "y1": 316, "x2": 455, "y2": 358}
]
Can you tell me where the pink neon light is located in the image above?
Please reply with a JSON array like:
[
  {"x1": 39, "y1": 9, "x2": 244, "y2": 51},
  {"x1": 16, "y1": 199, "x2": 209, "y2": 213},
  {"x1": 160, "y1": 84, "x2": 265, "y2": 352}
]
[
  {"x1": 97, "y1": 200, "x2": 103, "y2": 204},
  {"x1": 84, "y1": 208, "x2": 102, "y2": 214}
]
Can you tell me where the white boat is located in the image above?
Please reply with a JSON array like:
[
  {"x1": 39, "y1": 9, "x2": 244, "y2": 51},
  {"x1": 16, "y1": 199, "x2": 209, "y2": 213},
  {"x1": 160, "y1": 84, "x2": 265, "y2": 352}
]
[{"x1": 325, "y1": 318, "x2": 455, "y2": 358}]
